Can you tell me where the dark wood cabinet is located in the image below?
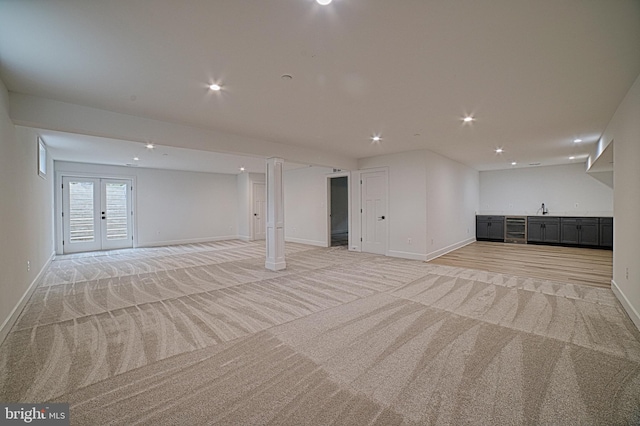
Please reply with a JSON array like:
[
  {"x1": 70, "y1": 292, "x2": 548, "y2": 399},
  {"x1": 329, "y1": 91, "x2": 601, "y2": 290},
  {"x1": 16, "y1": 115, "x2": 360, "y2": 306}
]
[
  {"x1": 527, "y1": 217, "x2": 560, "y2": 243},
  {"x1": 476, "y1": 216, "x2": 504, "y2": 241},
  {"x1": 480, "y1": 215, "x2": 612, "y2": 249},
  {"x1": 560, "y1": 218, "x2": 599, "y2": 246},
  {"x1": 599, "y1": 217, "x2": 613, "y2": 248}
]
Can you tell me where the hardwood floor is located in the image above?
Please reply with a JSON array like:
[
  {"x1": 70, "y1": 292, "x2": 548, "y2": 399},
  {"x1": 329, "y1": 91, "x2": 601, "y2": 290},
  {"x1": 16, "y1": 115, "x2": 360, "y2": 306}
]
[{"x1": 428, "y1": 242, "x2": 613, "y2": 288}]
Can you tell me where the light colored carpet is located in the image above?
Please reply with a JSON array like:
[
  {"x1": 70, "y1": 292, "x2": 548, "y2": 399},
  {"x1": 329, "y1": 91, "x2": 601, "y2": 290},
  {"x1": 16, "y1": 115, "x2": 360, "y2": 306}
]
[{"x1": 1, "y1": 240, "x2": 639, "y2": 425}]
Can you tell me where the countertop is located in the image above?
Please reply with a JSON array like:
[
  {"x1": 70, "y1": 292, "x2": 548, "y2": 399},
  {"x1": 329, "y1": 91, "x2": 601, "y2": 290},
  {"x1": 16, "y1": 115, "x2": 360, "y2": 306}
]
[{"x1": 477, "y1": 212, "x2": 613, "y2": 218}]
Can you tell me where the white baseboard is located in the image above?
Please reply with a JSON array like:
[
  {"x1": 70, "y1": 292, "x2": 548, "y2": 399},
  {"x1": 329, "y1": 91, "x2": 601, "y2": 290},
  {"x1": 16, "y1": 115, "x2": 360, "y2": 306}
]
[
  {"x1": 139, "y1": 235, "x2": 239, "y2": 248},
  {"x1": 425, "y1": 237, "x2": 475, "y2": 261},
  {"x1": 285, "y1": 237, "x2": 328, "y2": 247},
  {"x1": 611, "y1": 279, "x2": 640, "y2": 331},
  {"x1": 0, "y1": 251, "x2": 55, "y2": 346},
  {"x1": 387, "y1": 250, "x2": 428, "y2": 261},
  {"x1": 237, "y1": 235, "x2": 252, "y2": 242},
  {"x1": 363, "y1": 238, "x2": 476, "y2": 262}
]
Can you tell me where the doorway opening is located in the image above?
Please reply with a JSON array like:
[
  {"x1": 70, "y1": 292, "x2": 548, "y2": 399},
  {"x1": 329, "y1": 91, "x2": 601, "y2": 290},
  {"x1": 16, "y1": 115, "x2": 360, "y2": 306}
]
[{"x1": 329, "y1": 175, "x2": 349, "y2": 247}]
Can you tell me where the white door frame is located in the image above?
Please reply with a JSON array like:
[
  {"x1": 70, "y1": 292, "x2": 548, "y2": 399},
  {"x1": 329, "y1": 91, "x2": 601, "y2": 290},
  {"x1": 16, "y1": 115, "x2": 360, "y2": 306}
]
[
  {"x1": 55, "y1": 171, "x2": 137, "y2": 254},
  {"x1": 359, "y1": 167, "x2": 389, "y2": 256},
  {"x1": 326, "y1": 171, "x2": 351, "y2": 248}
]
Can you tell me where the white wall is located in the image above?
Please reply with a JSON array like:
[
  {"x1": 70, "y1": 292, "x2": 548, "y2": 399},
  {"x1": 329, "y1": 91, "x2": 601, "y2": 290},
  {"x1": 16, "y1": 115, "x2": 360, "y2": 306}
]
[
  {"x1": 55, "y1": 161, "x2": 238, "y2": 248},
  {"x1": 0, "y1": 84, "x2": 55, "y2": 344},
  {"x1": 425, "y1": 150, "x2": 479, "y2": 259},
  {"x1": 479, "y1": 163, "x2": 613, "y2": 216},
  {"x1": 358, "y1": 149, "x2": 479, "y2": 261},
  {"x1": 284, "y1": 166, "x2": 333, "y2": 247},
  {"x1": 602, "y1": 74, "x2": 640, "y2": 329}
]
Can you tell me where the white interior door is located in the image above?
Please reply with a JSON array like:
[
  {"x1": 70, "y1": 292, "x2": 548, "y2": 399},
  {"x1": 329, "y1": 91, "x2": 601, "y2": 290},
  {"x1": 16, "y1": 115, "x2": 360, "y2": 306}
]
[
  {"x1": 253, "y1": 182, "x2": 266, "y2": 240},
  {"x1": 361, "y1": 170, "x2": 388, "y2": 255},
  {"x1": 62, "y1": 177, "x2": 133, "y2": 253}
]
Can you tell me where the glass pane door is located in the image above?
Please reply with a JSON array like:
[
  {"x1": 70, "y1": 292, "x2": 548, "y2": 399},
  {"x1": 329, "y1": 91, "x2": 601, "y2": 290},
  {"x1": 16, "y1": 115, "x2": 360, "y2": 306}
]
[
  {"x1": 63, "y1": 177, "x2": 101, "y2": 253},
  {"x1": 101, "y1": 179, "x2": 133, "y2": 250},
  {"x1": 62, "y1": 177, "x2": 133, "y2": 253}
]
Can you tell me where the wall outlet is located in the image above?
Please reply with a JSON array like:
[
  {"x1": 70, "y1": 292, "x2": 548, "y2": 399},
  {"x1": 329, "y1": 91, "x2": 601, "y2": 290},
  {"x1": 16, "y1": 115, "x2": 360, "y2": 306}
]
[
  {"x1": 27, "y1": 261, "x2": 30, "y2": 272},
  {"x1": 407, "y1": 238, "x2": 412, "y2": 244},
  {"x1": 575, "y1": 203, "x2": 579, "y2": 208}
]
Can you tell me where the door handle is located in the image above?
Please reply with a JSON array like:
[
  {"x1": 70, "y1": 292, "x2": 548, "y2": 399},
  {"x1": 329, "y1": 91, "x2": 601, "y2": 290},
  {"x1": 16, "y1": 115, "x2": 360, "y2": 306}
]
[{"x1": 378, "y1": 215, "x2": 385, "y2": 220}]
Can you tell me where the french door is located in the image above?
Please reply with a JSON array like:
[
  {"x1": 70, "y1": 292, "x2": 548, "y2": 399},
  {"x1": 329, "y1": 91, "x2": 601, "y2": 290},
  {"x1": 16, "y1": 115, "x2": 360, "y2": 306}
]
[{"x1": 62, "y1": 177, "x2": 133, "y2": 253}]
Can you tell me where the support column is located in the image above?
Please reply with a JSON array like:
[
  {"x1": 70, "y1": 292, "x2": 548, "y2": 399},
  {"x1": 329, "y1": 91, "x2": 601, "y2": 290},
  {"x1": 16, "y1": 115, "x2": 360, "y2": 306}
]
[{"x1": 265, "y1": 157, "x2": 286, "y2": 271}]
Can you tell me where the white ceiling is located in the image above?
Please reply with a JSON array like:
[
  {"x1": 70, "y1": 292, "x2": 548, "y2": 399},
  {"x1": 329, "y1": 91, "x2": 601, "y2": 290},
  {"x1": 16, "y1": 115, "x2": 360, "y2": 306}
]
[
  {"x1": 1, "y1": 0, "x2": 640, "y2": 172},
  {"x1": 38, "y1": 130, "x2": 306, "y2": 174}
]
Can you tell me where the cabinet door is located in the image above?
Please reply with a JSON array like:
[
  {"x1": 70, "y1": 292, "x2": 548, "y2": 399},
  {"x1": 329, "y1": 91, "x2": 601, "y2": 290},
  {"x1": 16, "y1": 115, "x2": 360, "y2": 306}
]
[
  {"x1": 488, "y1": 220, "x2": 504, "y2": 240},
  {"x1": 579, "y1": 219, "x2": 599, "y2": 246},
  {"x1": 600, "y1": 218, "x2": 613, "y2": 248},
  {"x1": 476, "y1": 220, "x2": 489, "y2": 239},
  {"x1": 561, "y1": 219, "x2": 579, "y2": 244},
  {"x1": 543, "y1": 220, "x2": 561, "y2": 243},
  {"x1": 528, "y1": 222, "x2": 544, "y2": 242}
]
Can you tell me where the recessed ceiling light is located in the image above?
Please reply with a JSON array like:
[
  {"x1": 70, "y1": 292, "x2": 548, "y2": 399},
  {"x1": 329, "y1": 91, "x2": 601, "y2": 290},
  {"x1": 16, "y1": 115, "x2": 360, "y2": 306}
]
[
  {"x1": 462, "y1": 116, "x2": 475, "y2": 123},
  {"x1": 239, "y1": 166, "x2": 245, "y2": 171},
  {"x1": 209, "y1": 83, "x2": 221, "y2": 91},
  {"x1": 495, "y1": 148, "x2": 504, "y2": 154},
  {"x1": 569, "y1": 156, "x2": 575, "y2": 160},
  {"x1": 281, "y1": 74, "x2": 293, "y2": 81},
  {"x1": 146, "y1": 143, "x2": 154, "y2": 149},
  {"x1": 133, "y1": 157, "x2": 139, "y2": 161},
  {"x1": 316, "y1": 0, "x2": 332, "y2": 5},
  {"x1": 511, "y1": 161, "x2": 517, "y2": 166},
  {"x1": 573, "y1": 139, "x2": 582, "y2": 143}
]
